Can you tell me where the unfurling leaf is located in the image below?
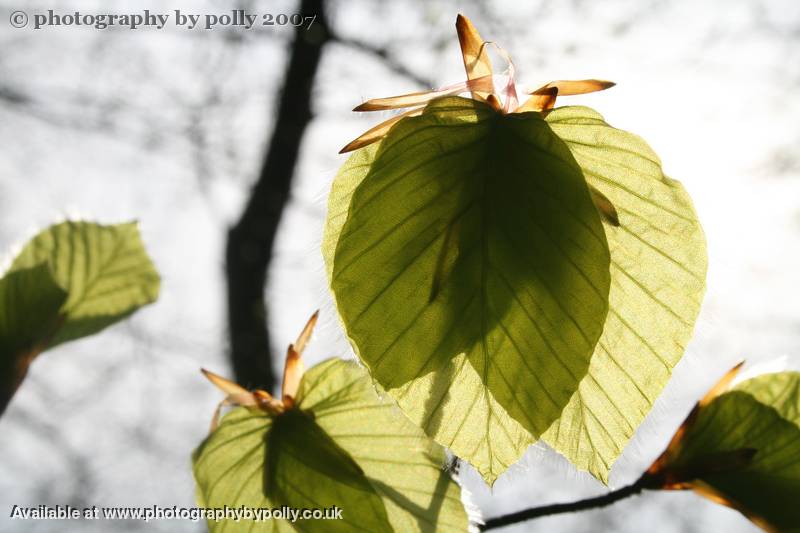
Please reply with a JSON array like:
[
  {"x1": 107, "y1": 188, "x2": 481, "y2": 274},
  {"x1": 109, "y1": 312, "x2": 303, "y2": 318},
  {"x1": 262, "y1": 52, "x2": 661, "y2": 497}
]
[
  {"x1": 194, "y1": 316, "x2": 469, "y2": 532},
  {"x1": 455, "y1": 14, "x2": 493, "y2": 99},
  {"x1": 0, "y1": 220, "x2": 160, "y2": 415},
  {"x1": 325, "y1": 13, "x2": 706, "y2": 484},
  {"x1": 341, "y1": 15, "x2": 614, "y2": 154},
  {"x1": 646, "y1": 367, "x2": 800, "y2": 532},
  {"x1": 531, "y1": 79, "x2": 616, "y2": 96}
]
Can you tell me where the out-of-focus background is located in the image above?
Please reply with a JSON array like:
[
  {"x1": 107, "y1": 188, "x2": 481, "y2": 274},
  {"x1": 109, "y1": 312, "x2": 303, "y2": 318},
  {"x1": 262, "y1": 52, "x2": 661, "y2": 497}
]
[{"x1": 1, "y1": 0, "x2": 798, "y2": 531}]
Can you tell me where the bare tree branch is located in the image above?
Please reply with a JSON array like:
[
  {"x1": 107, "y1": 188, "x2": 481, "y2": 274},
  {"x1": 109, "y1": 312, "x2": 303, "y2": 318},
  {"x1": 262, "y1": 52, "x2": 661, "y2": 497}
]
[{"x1": 225, "y1": 0, "x2": 329, "y2": 392}]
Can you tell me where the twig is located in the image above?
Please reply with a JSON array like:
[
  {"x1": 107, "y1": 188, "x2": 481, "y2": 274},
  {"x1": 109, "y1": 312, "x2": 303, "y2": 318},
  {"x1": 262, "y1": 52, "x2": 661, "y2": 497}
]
[
  {"x1": 480, "y1": 477, "x2": 650, "y2": 530},
  {"x1": 329, "y1": 33, "x2": 434, "y2": 88}
]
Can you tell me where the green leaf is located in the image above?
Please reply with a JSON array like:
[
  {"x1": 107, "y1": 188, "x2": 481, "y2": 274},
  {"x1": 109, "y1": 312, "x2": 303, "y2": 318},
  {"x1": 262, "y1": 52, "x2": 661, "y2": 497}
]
[
  {"x1": 0, "y1": 264, "x2": 68, "y2": 413},
  {"x1": 0, "y1": 264, "x2": 67, "y2": 358},
  {"x1": 735, "y1": 371, "x2": 800, "y2": 425},
  {"x1": 9, "y1": 220, "x2": 160, "y2": 346},
  {"x1": 540, "y1": 106, "x2": 707, "y2": 482},
  {"x1": 0, "y1": 220, "x2": 159, "y2": 415},
  {"x1": 325, "y1": 96, "x2": 611, "y2": 483},
  {"x1": 193, "y1": 358, "x2": 468, "y2": 532},
  {"x1": 267, "y1": 408, "x2": 391, "y2": 532},
  {"x1": 660, "y1": 372, "x2": 800, "y2": 531}
]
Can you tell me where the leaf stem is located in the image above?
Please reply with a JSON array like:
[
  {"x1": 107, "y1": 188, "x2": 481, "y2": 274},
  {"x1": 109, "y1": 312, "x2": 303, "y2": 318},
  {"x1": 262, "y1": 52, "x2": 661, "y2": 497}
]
[
  {"x1": 479, "y1": 477, "x2": 650, "y2": 530},
  {"x1": 0, "y1": 313, "x2": 64, "y2": 416}
]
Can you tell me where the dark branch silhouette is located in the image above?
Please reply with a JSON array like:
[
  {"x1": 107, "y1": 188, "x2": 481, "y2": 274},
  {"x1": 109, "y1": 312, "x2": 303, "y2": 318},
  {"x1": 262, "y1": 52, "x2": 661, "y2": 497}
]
[
  {"x1": 225, "y1": 0, "x2": 329, "y2": 392},
  {"x1": 480, "y1": 478, "x2": 649, "y2": 530}
]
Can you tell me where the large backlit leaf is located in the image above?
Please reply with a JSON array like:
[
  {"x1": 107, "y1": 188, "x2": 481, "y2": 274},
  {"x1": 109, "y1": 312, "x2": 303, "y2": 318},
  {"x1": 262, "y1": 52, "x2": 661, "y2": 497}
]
[
  {"x1": 651, "y1": 372, "x2": 800, "y2": 531},
  {"x1": 541, "y1": 106, "x2": 707, "y2": 482},
  {"x1": 0, "y1": 264, "x2": 67, "y2": 414},
  {"x1": 9, "y1": 220, "x2": 160, "y2": 346},
  {"x1": 193, "y1": 358, "x2": 469, "y2": 532},
  {"x1": 325, "y1": 96, "x2": 611, "y2": 483}
]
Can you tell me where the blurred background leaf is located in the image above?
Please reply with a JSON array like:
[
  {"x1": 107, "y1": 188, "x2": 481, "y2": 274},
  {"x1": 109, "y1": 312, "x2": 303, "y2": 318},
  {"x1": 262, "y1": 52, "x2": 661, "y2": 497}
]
[
  {"x1": 10, "y1": 221, "x2": 161, "y2": 346},
  {"x1": 0, "y1": 221, "x2": 159, "y2": 415}
]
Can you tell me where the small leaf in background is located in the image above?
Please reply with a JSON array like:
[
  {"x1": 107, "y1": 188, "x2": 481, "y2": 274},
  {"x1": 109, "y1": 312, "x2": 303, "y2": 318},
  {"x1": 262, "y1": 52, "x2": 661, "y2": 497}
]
[
  {"x1": 0, "y1": 264, "x2": 67, "y2": 413},
  {"x1": 193, "y1": 315, "x2": 469, "y2": 532},
  {"x1": 541, "y1": 106, "x2": 707, "y2": 482},
  {"x1": 646, "y1": 366, "x2": 800, "y2": 532},
  {"x1": 0, "y1": 220, "x2": 160, "y2": 415},
  {"x1": 9, "y1": 220, "x2": 160, "y2": 346}
]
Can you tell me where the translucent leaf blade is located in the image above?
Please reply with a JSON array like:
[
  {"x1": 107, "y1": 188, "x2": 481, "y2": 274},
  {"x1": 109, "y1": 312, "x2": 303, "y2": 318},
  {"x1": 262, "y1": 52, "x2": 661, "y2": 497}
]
[
  {"x1": 267, "y1": 409, "x2": 391, "y2": 532},
  {"x1": 735, "y1": 371, "x2": 800, "y2": 426},
  {"x1": 542, "y1": 105, "x2": 708, "y2": 482},
  {"x1": 193, "y1": 358, "x2": 468, "y2": 532}
]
